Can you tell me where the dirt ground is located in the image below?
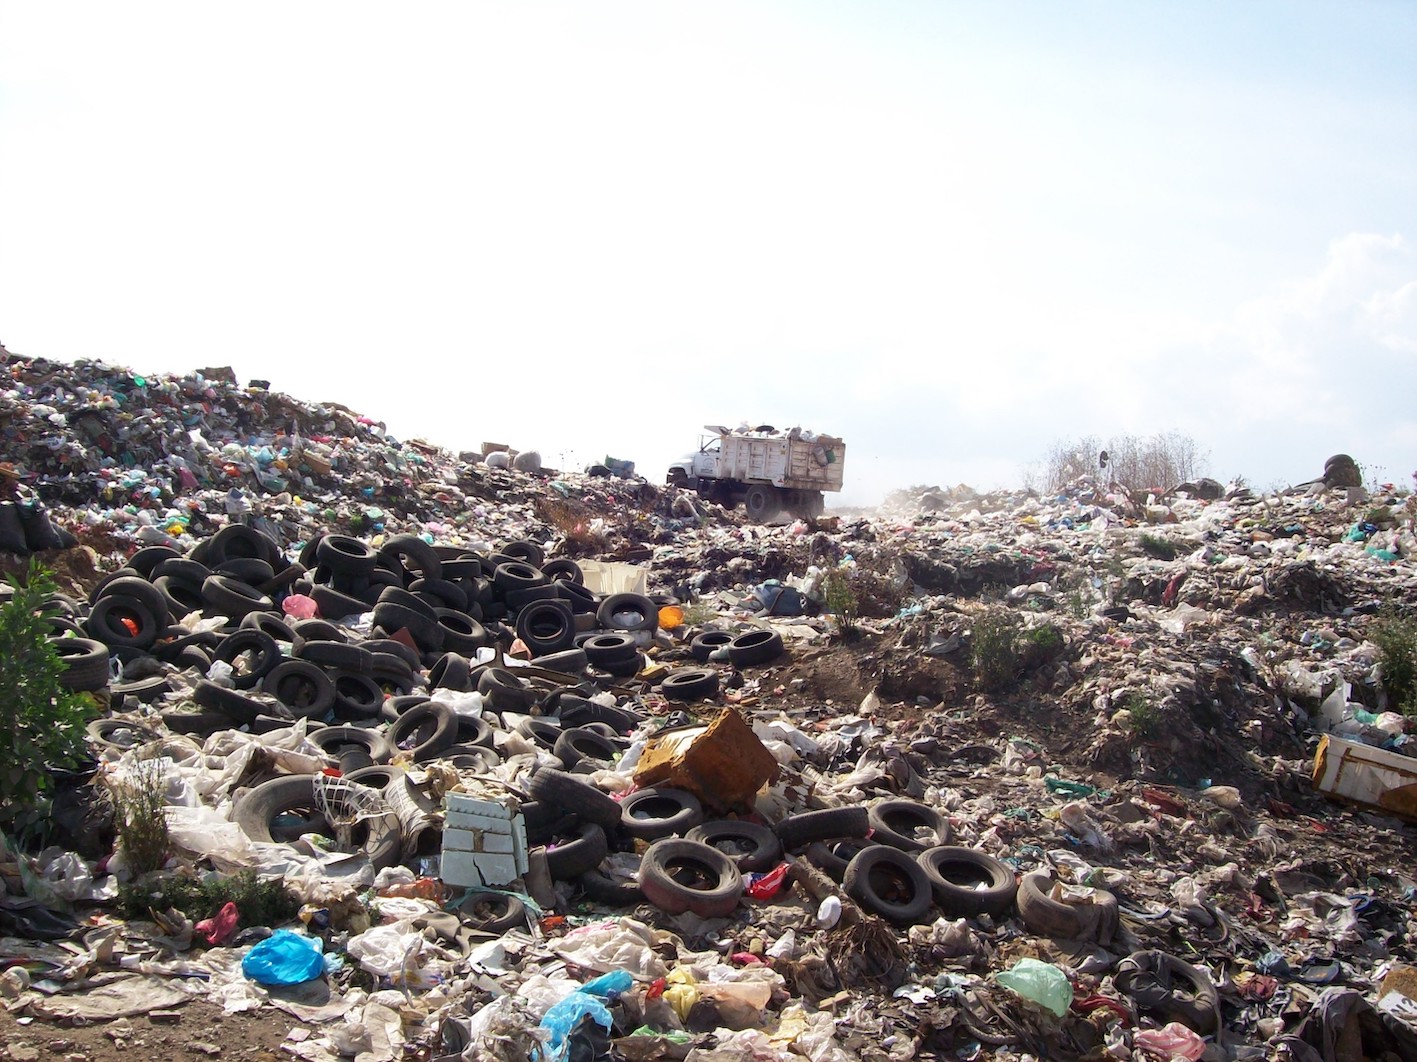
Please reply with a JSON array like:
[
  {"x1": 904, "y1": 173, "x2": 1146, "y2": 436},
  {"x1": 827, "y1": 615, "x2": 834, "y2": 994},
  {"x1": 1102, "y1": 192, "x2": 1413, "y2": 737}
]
[{"x1": 0, "y1": 1000, "x2": 294, "y2": 1062}]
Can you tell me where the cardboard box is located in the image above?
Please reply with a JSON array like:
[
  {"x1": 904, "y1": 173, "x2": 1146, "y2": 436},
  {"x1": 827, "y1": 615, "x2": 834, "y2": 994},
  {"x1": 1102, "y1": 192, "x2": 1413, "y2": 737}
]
[{"x1": 634, "y1": 708, "x2": 779, "y2": 812}]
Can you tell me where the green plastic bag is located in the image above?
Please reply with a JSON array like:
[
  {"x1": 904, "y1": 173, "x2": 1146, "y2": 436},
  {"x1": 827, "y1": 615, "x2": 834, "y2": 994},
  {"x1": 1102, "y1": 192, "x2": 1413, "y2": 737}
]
[{"x1": 996, "y1": 957, "x2": 1072, "y2": 1017}]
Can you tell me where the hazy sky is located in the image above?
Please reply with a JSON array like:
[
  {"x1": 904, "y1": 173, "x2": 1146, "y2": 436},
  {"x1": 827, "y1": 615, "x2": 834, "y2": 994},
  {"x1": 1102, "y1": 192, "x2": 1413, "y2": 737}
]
[{"x1": 2, "y1": 2, "x2": 1414, "y2": 503}]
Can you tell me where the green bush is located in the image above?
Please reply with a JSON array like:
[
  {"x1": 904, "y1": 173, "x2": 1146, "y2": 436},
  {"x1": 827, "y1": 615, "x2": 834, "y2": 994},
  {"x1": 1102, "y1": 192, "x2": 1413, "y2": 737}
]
[
  {"x1": 118, "y1": 868, "x2": 298, "y2": 926},
  {"x1": 1371, "y1": 609, "x2": 1417, "y2": 717},
  {"x1": 970, "y1": 608, "x2": 1021, "y2": 691},
  {"x1": 106, "y1": 758, "x2": 171, "y2": 876},
  {"x1": 822, "y1": 567, "x2": 859, "y2": 636},
  {"x1": 0, "y1": 561, "x2": 100, "y2": 842},
  {"x1": 1017, "y1": 623, "x2": 1065, "y2": 670},
  {"x1": 1138, "y1": 534, "x2": 1179, "y2": 561},
  {"x1": 1122, "y1": 692, "x2": 1160, "y2": 737}
]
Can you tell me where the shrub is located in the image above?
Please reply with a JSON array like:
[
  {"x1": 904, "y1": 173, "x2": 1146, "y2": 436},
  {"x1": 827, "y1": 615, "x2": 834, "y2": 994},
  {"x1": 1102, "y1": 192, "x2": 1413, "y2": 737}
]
[
  {"x1": 970, "y1": 608, "x2": 1021, "y2": 692},
  {"x1": 0, "y1": 561, "x2": 100, "y2": 843},
  {"x1": 1371, "y1": 609, "x2": 1417, "y2": 717},
  {"x1": 1017, "y1": 623, "x2": 1065, "y2": 670},
  {"x1": 1138, "y1": 534, "x2": 1179, "y2": 561},
  {"x1": 1122, "y1": 692, "x2": 1160, "y2": 738},
  {"x1": 822, "y1": 567, "x2": 859, "y2": 636},
  {"x1": 105, "y1": 757, "x2": 171, "y2": 876},
  {"x1": 119, "y1": 867, "x2": 298, "y2": 926}
]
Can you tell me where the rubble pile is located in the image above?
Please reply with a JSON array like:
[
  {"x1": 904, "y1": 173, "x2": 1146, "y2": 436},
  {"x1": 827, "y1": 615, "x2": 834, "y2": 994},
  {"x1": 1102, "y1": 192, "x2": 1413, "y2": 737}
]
[{"x1": 1, "y1": 346, "x2": 1416, "y2": 1061}]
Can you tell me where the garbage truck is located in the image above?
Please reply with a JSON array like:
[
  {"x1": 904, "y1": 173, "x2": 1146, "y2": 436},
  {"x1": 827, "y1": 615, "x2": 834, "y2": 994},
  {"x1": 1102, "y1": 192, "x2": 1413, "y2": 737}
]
[{"x1": 665, "y1": 425, "x2": 846, "y2": 521}]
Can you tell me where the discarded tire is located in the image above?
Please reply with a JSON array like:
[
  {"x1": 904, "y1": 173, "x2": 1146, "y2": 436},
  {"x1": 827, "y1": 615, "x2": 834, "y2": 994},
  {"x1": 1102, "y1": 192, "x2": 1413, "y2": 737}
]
[
  {"x1": 1017, "y1": 870, "x2": 1118, "y2": 945},
  {"x1": 775, "y1": 806, "x2": 870, "y2": 851},
  {"x1": 578, "y1": 867, "x2": 644, "y2": 906},
  {"x1": 527, "y1": 767, "x2": 622, "y2": 831},
  {"x1": 843, "y1": 845, "x2": 933, "y2": 925},
  {"x1": 639, "y1": 838, "x2": 743, "y2": 918},
  {"x1": 868, "y1": 799, "x2": 950, "y2": 853},
  {"x1": 727, "y1": 628, "x2": 784, "y2": 667},
  {"x1": 621, "y1": 787, "x2": 704, "y2": 841},
  {"x1": 477, "y1": 666, "x2": 537, "y2": 713},
  {"x1": 917, "y1": 846, "x2": 1017, "y2": 917},
  {"x1": 378, "y1": 534, "x2": 442, "y2": 582},
  {"x1": 805, "y1": 838, "x2": 877, "y2": 883},
  {"x1": 294, "y1": 638, "x2": 372, "y2": 673},
  {"x1": 686, "y1": 820, "x2": 783, "y2": 873},
  {"x1": 234, "y1": 774, "x2": 401, "y2": 869},
  {"x1": 1114, "y1": 950, "x2": 1219, "y2": 1034},
  {"x1": 543, "y1": 822, "x2": 610, "y2": 880},
  {"x1": 194, "y1": 679, "x2": 269, "y2": 725},
  {"x1": 580, "y1": 632, "x2": 639, "y2": 666},
  {"x1": 86, "y1": 716, "x2": 162, "y2": 752},
  {"x1": 595, "y1": 593, "x2": 658, "y2": 633},
  {"x1": 51, "y1": 636, "x2": 111, "y2": 691},
  {"x1": 91, "y1": 576, "x2": 170, "y2": 629},
  {"x1": 262, "y1": 660, "x2": 336, "y2": 719},
  {"x1": 330, "y1": 670, "x2": 385, "y2": 721},
  {"x1": 428, "y1": 652, "x2": 472, "y2": 692},
  {"x1": 309, "y1": 725, "x2": 394, "y2": 767},
  {"x1": 515, "y1": 599, "x2": 576, "y2": 655},
  {"x1": 659, "y1": 667, "x2": 720, "y2": 702},
  {"x1": 388, "y1": 701, "x2": 459, "y2": 761},
  {"x1": 552, "y1": 726, "x2": 623, "y2": 770},
  {"x1": 212, "y1": 628, "x2": 282, "y2": 690},
  {"x1": 85, "y1": 595, "x2": 162, "y2": 651},
  {"x1": 454, "y1": 891, "x2": 527, "y2": 934},
  {"x1": 201, "y1": 575, "x2": 273, "y2": 618},
  {"x1": 316, "y1": 534, "x2": 378, "y2": 576},
  {"x1": 689, "y1": 631, "x2": 734, "y2": 663}
]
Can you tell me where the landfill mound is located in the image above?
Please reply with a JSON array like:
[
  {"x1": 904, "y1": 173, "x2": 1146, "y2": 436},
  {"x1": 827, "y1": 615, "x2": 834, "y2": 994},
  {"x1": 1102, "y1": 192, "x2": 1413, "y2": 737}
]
[{"x1": 1, "y1": 342, "x2": 1416, "y2": 1061}]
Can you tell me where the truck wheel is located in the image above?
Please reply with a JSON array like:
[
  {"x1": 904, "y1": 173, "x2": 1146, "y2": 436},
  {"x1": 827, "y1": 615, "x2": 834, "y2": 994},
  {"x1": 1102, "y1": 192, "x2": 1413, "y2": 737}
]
[
  {"x1": 667, "y1": 469, "x2": 688, "y2": 489},
  {"x1": 744, "y1": 485, "x2": 779, "y2": 523}
]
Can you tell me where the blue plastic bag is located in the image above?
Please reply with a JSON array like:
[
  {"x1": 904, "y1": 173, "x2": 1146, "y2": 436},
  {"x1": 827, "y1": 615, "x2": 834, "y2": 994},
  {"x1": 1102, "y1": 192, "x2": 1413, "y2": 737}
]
[
  {"x1": 540, "y1": 971, "x2": 632, "y2": 1059},
  {"x1": 241, "y1": 929, "x2": 325, "y2": 985}
]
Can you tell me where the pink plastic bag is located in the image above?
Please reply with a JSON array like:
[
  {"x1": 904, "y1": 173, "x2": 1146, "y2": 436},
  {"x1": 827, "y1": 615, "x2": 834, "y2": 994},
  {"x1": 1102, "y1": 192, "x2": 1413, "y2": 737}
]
[
  {"x1": 1133, "y1": 1022, "x2": 1205, "y2": 1061},
  {"x1": 195, "y1": 900, "x2": 240, "y2": 946},
  {"x1": 282, "y1": 594, "x2": 318, "y2": 619}
]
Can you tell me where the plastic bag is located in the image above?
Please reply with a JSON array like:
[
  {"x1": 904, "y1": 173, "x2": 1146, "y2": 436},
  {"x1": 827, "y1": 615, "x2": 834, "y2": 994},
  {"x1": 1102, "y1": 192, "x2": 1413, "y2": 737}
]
[
  {"x1": 241, "y1": 929, "x2": 325, "y2": 985},
  {"x1": 745, "y1": 863, "x2": 789, "y2": 901},
  {"x1": 540, "y1": 973, "x2": 628, "y2": 1060},
  {"x1": 1133, "y1": 1021, "x2": 1205, "y2": 1060},
  {"x1": 995, "y1": 957, "x2": 1071, "y2": 1017}
]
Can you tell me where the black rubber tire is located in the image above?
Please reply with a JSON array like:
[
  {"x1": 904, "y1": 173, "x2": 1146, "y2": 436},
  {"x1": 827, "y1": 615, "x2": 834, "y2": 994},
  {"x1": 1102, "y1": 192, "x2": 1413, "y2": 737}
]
[
  {"x1": 621, "y1": 787, "x2": 704, "y2": 841},
  {"x1": 85, "y1": 595, "x2": 162, "y2": 650},
  {"x1": 527, "y1": 767, "x2": 622, "y2": 831},
  {"x1": 330, "y1": 669, "x2": 385, "y2": 721},
  {"x1": 210, "y1": 523, "x2": 279, "y2": 565},
  {"x1": 659, "y1": 667, "x2": 720, "y2": 702},
  {"x1": 262, "y1": 660, "x2": 337, "y2": 719},
  {"x1": 194, "y1": 679, "x2": 270, "y2": 725},
  {"x1": 558, "y1": 580, "x2": 599, "y2": 616},
  {"x1": 502, "y1": 583, "x2": 564, "y2": 613},
  {"x1": 290, "y1": 618, "x2": 348, "y2": 644},
  {"x1": 805, "y1": 839, "x2": 877, "y2": 883},
  {"x1": 454, "y1": 891, "x2": 527, "y2": 934},
  {"x1": 112, "y1": 673, "x2": 172, "y2": 703},
  {"x1": 492, "y1": 561, "x2": 547, "y2": 594},
  {"x1": 388, "y1": 701, "x2": 459, "y2": 761},
  {"x1": 515, "y1": 599, "x2": 576, "y2": 656},
  {"x1": 214, "y1": 557, "x2": 275, "y2": 586},
  {"x1": 499, "y1": 539, "x2": 546, "y2": 567},
  {"x1": 552, "y1": 727, "x2": 624, "y2": 770},
  {"x1": 260, "y1": 560, "x2": 308, "y2": 596},
  {"x1": 174, "y1": 645, "x2": 214, "y2": 672},
  {"x1": 916, "y1": 846, "x2": 1017, "y2": 917},
  {"x1": 51, "y1": 636, "x2": 112, "y2": 691},
  {"x1": 687, "y1": 820, "x2": 783, "y2": 872},
  {"x1": 128, "y1": 545, "x2": 180, "y2": 578},
  {"x1": 310, "y1": 583, "x2": 371, "y2": 621},
  {"x1": 690, "y1": 631, "x2": 734, "y2": 663},
  {"x1": 240, "y1": 610, "x2": 297, "y2": 644},
  {"x1": 1114, "y1": 950, "x2": 1219, "y2": 1034},
  {"x1": 556, "y1": 694, "x2": 640, "y2": 733},
  {"x1": 727, "y1": 628, "x2": 784, "y2": 667},
  {"x1": 434, "y1": 609, "x2": 490, "y2": 654},
  {"x1": 428, "y1": 652, "x2": 472, "y2": 692},
  {"x1": 452, "y1": 714, "x2": 494, "y2": 748},
  {"x1": 309, "y1": 724, "x2": 395, "y2": 766},
  {"x1": 580, "y1": 632, "x2": 638, "y2": 665},
  {"x1": 377, "y1": 534, "x2": 442, "y2": 582},
  {"x1": 868, "y1": 799, "x2": 950, "y2": 853},
  {"x1": 843, "y1": 845, "x2": 933, "y2": 925},
  {"x1": 529, "y1": 648, "x2": 588, "y2": 676},
  {"x1": 476, "y1": 667, "x2": 537, "y2": 713},
  {"x1": 639, "y1": 839, "x2": 743, "y2": 918},
  {"x1": 598, "y1": 652, "x2": 644, "y2": 678},
  {"x1": 577, "y1": 868, "x2": 644, "y2": 907},
  {"x1": 775, "y1": 806, "x2": 870, "y2": 851},
  {"x1": 212, "y1": 628, "x2": 282, "y2": 690},
  {"x1": 372, "y1": 601, "x2": 444, "y2": 651},
  {"x1": 540, "y1": 558, "x2": 583, "y2": 585},
  {"x1": 151, "y1": 557, "x2": 213, "y2": 585},
  {"x1": 344, "y1": 764, "x2": 406, "y2": 792},
  {"x1": 408, "y1": 577, "x2": 468, "y2": 612},
  {"x1": 92, "y1": 575, "x2": 170, "y2": 628},
  {"x1": 233, "y1": 774, "x2": 401, "y2": 869},
  {"x1": 201, "y1": 575, "x2": 273, "y2": 618},
  {"x1": 86, "y1": 716, "x2": 163, "y2": 751},
  {"x1": 517, "y1": 717, "x2": 563, "y2": 753},
  {"x1": 316, "y1": 534, "x2": 378, "y2": 576},
  {"x1": 295, "y1": 638, "x2": 373, "y2": 673},
  {"x1": 1016, "y1": 870, "x2": 1119, "y2": 945},
  {"x1": 543, "y1": 822, "x2": 610, "y2": 881},
  {"x1": 152, "y1": 573, "x2": 205, "y2": 621},
  {"x1": 595, "y1": 593, "x2": 658, "y2": 633},
  {"x1": 743, "y1": 484, "x2": 780, "y2": 523},
  {"x1": 362, "y1": 638, "x2": 421, "y2": 670}
]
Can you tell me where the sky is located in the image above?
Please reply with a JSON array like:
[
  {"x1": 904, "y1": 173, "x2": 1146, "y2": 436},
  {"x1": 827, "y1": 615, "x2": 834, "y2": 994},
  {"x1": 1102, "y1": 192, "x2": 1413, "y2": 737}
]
[{"x1": 1, "y1": 1, "x2": 1414, "y2": 505}]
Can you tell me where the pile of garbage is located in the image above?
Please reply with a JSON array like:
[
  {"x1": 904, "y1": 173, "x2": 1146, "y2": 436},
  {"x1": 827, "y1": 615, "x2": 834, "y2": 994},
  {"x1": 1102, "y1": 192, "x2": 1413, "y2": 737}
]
[{"x1": 1, "y1": 346, "x2": 1416, "y2": 1061}]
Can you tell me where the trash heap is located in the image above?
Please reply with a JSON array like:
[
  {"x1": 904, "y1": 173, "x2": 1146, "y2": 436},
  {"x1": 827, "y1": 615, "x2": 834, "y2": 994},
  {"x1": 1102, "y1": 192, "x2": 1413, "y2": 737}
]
[{"x1": 1, "y1": 347, "x2": 1416, "y2": 1061}]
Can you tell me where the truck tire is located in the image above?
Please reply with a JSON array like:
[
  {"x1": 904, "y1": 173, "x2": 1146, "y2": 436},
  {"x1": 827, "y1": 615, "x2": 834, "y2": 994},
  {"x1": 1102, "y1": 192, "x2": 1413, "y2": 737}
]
[{"x1": 744, "y1": 484, "x2": 779, "y2": 523}]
